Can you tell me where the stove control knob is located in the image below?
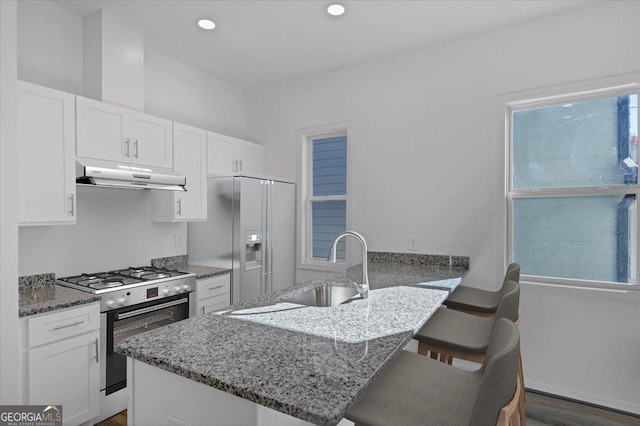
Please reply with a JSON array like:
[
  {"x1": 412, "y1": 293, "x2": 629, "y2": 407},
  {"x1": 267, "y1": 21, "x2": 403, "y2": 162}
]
[
  {"x1": 105, "y1": 299, "x2": 115, "y2": 308},
  {"x1": 181, "y1": 284, "x2": 192, "y2": 292},
  {"x1": 161, "y1": 288, "x2": 170, "y2": 296},
  {"x1": 174, "y1": 286, "x2": 183, "y2": 293},
  {"x1": 117, "y1": 297, "x2": 128, "y2": 307}
]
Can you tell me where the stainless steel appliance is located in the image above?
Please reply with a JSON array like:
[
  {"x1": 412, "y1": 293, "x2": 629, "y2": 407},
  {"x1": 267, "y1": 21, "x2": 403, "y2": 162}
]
[
  {"x1": 57, "y1": 266, "x2": 195, "y2": 422},
  {"x1": 188, "y1": 175, "x2": 295, "y2": 303},
  {"x1": 76, "y1": 157, "x2": 187, "y2": 191}
]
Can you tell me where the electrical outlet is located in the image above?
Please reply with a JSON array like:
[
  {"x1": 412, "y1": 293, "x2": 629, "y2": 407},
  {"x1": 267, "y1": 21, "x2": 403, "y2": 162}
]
[
  {"x1": 175, "y1": 234, "x2": 184, "y2": 248},
  {"x1": 408, "y1": 236, "x2": 417, "y2": 251}
]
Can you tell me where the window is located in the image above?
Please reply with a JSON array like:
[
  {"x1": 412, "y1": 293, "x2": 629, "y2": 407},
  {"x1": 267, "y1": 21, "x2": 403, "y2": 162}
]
[
  {"x1": 299, "y1": 124, "x2": 350, "y2": 268},
  {"x1": 507, "y1": 86, "x2": 639, "y2": 287}
]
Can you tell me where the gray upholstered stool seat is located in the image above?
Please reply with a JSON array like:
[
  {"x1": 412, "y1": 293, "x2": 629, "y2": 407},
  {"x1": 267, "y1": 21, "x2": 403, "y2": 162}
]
[
  {"x1": 347, "y1": 319, "x2": 520, "y2": 426},
  {"x1": 444, "y1": 285, "x2": 502, "y2": 313},
  {"x1": 444, "y1": 263, "x2": 520, "y2": 315},
  {"x1": 414, "y1": 280, "x2": 519, "y2": 363},
  {"x1": 347, "y1": 351, "x2": 480, "y2": 426},
  {"x1": 419, "y1": 306, "x2": 494, "y2": 353}
]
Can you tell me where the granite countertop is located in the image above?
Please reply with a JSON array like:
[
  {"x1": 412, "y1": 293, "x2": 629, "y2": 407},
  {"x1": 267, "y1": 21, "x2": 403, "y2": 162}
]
[
  {"x1": 19, "y1": 273, "x2": 101, "y2": 317},
  {"x1": 117, "y1": 252, "x2": 468, "y2": 426},
  {"x1": 179, "y1": 264, "x2": 230, "y2": 280}
]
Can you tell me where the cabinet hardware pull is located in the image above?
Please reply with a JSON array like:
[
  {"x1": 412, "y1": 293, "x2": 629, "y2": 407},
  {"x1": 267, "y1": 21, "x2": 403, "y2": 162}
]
[
  {"x1": 177, "y1": 199, "x2": 182, "y2": 215},
  {"x1": 69, "y1": 194, "x2": 74, "y2": 216},
  {"x1": 233, "y1": 160, "x2": 238, "y2": 172},
  {"x1": 52, "y1": 320, "x2": 84, "y2": 330},
  {"x1": 94, "y1": 338, "x2": 99, "y2": 362},
  {"x1": 134, "y1": 138, "x2": 139, "y2": 159},
  {"x1": 207, "y1": 285, "x2": 225, "y2": 291},
  {"x1": 125, "y1": 138, "x2": 130, "y2": 157},
  {"x1": 201, "y1": 306, "x2": 205, "y2": 315},
  {"x1": 239, "y1": 160, "x2": 243, "y2": 171}
]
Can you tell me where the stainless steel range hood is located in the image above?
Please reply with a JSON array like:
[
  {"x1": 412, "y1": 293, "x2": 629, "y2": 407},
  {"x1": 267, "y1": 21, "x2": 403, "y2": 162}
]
[{"x1": 76, "y1": 158, "x2": 187, "y2": 191}]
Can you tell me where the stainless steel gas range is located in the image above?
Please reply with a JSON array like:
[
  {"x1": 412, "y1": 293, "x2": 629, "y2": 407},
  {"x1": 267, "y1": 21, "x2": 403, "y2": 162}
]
[{"x1": 57, "y1": 266, "x2": 195, "y2": 422}]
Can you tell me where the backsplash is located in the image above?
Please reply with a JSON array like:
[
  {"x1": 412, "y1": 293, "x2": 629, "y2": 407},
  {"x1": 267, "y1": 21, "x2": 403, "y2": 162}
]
[
  {"x1": 19, "y1": 273, "x2": 55, "y2": 291},
  {"x1": 151, "y1": 255, "x2": 189, "y2": 269},
  {"x1": 367, "y1": 252, "x2": 469, "y2": 269}
]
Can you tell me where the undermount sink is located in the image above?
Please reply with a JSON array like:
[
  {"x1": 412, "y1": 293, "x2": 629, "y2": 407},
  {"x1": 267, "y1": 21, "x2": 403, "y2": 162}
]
[{"x1": 286, "y1": 284, "x2": 359, "y2": 307}]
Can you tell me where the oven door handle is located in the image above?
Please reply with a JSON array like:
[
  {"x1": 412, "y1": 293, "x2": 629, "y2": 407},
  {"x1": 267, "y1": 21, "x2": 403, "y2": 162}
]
[{"x1": 115, "y1": 298, "x2": 188, "y2": 320}]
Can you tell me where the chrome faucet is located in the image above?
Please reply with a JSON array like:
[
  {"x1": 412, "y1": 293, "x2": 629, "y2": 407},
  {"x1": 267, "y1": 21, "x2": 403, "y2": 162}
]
[{"x1": 327, "y1": 231, "x2": 369, "y2": 299}]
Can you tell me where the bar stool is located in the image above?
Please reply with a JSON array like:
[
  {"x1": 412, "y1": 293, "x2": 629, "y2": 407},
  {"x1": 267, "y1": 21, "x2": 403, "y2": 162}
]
[
  {"x1": 444, "y1": 263, "x2": 520, "y2": 317},
  {"x1": 414, "y1": 280, "x2": 525, "y2": 418},
  {"x1": 346, "y1": 319, "x2": 522, "y2": 426}
]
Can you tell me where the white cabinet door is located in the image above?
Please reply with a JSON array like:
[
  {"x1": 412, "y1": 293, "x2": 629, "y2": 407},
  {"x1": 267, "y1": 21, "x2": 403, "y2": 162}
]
[
  {"x1": 76, "y1": 96, "x2": 130, "y2": 162},
  {"x1": 234, "y1": 142, "x2": 264, "y2": 174},
  {"x1": 153, "y1": 122, "x2": 207, "y2": 222},
  {"x1": 207, "y1": 132, "x2": 235, "y2": 174},
  {"x1": 17, "y1": 81, "x2": 76, "y2": 225},
  {"x1": 28, "y1": 331, "x2": 100, "y2": 426},
  {"x1": 196, "y1": 274, "x2": 230, "y2": 301},
  {"x1": 174, "y1": 123, "x2": 207, "y2": 221},
  {"x1": 130, "y1": 111, "x2": 173, "y2": 168},
  {"x1": 196, "y1": 293, "x2": 230, "y2": 316},
  {"x1": 207, "y1": 131, "x2": 264, "y2": 174}
]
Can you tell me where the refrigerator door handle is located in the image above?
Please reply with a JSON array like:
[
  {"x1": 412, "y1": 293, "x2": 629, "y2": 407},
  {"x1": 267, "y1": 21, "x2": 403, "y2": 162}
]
[
  {"x1": 268, "y1": 181, "x2": 274, "y2": 294},
  {"x1": 261, "y1": 180, "x2": 269, "y2": 295}
]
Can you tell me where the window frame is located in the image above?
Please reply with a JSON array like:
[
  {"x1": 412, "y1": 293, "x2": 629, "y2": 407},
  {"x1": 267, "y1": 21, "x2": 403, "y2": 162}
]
[
  {"x1": 297, "y1": 122, "x2": 352, "y2": 271},
  {"x1": 503, "y1": 78, "x2": 640, "y2": 291}
]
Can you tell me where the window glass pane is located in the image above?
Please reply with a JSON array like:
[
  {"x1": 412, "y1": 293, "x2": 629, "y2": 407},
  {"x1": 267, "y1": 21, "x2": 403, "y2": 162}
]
[
  {"x1": 513, "y1": 195, "x2": 637, "y2": 283},
  {"x1": 512, "y1": 94, "x2": 638, "y2": 189},
  {"x1": 312, "y1": 200, "x2": 346, "y2": 259},
  {"x1": 313, "y1": 135, "x2": 347, "y2": 196}
]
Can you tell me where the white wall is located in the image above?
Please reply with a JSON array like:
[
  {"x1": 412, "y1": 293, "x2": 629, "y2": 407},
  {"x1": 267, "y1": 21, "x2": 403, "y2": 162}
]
[
  {"x1": 145, "y1": 48, "x2": 249, "y2": 140},
  {"x1": 17, "y1": 0, "x2": 83, "y2": 95},
  {"x1": 247, "y1": 1, "x2": 640, "y2": 414},
  {"x1": 0, "y1": 0, "x2": 20, "y2": 404},
  {"x1": 16, "y1": 1, "x2": 249, "y2": 276}
]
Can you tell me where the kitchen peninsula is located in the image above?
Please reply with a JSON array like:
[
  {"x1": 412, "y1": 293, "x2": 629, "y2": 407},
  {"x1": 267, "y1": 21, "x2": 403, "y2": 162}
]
[{"x1": 117, "y1": 253, "x2": 467, "y2": 426}]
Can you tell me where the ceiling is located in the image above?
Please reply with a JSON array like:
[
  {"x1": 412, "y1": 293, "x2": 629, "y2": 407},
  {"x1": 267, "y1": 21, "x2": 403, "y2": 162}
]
[{"x1": 54, "y1": 0, "x2": 596, "y2": 90}]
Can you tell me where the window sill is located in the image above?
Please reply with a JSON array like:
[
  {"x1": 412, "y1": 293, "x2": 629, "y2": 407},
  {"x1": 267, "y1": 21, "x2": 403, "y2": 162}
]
[{"x1": 521, "y1": 274, "x2": 640, "y2": 293}]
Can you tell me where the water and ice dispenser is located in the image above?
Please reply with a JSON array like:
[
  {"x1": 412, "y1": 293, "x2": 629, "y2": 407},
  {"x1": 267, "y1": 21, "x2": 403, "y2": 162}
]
[{"x1": 245, "y1": 231, "x2": 262, "y2": 268}]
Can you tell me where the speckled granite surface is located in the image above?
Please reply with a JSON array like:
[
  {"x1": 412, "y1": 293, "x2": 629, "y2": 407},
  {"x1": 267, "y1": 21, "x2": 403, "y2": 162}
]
[
  {"x1": 19, "y1": 273, "x2": 56, "y2": 291},
  {"x1": 151, "y1": 255, "x2": 188, "y2": 269},
  {"x1": 337, "y1": 261, "x2": 467, "y2": 293},
  {"x1": 179, "y1": 264, "x2": 230, "y2": 280},
  {"x1": 117, "y1": 265, "x2": 465, "y2": 425},
  {"x1": 226, "y1": 286, "x2": 448, "y2": 343},
  {"x1": 19, "y1": 284, "x2": 101, "y2": 317},
  {"x1": 118, "y1": 311, "x2": 412, "y2": 426},
  {"x1": 151, "y1": 255, "x2": 230, "y2": 279},
  {"x1": 368, "y1": 251, "x2": 469, "y2": 268}
]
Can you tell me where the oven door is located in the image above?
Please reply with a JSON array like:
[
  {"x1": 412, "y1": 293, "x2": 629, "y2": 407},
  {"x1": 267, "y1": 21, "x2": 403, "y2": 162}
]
[{"x1": 104, "y1": 293, "x2": 190, "y2": 395}]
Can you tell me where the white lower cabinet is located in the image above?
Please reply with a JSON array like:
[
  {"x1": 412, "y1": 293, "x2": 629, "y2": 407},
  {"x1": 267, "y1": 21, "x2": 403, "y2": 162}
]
[
  {"x1": 195, "y1": 274, "x2": 230, "y2": 315},
  {"x1": 22, "y1": 303, "x2": 100, "y2": 426}
]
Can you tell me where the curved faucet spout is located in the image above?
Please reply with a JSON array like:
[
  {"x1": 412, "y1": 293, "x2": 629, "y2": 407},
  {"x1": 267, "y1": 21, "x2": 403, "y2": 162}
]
[{"x1": 327, "y1": 231, "x2": 369, "y2": 299}]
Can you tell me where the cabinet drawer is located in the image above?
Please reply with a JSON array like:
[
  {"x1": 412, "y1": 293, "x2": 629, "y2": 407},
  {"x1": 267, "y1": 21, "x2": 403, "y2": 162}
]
[
  {"x1": 196, "y1": 274, "x2": 230, "y2": 301},
  {"x1": 196, "y1": 293, "x2": 230, "y2": 316},
  {"x1": 28, "y1": 303, "x2": 100, "y2": 348}
]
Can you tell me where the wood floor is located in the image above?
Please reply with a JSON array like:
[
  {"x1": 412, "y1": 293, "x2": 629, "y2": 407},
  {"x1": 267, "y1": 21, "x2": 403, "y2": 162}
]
[{"x1": 96, "y1": 392, "x2": 640, "y2": 425}]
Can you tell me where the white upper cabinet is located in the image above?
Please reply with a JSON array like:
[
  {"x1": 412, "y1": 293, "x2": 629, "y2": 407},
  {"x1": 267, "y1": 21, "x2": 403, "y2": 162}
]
[
  {"x1": 76, "y1": 96, "x2": 130, "y2": 163},
  {"x1": 152, "y1": 122, "x2": 207, "y2": 222},
  {"x1": 17, "y1": 81, "x2": 76, "y2": 225},
  {"x1": 76, "y1": 96, "x2": 173, "y2": 168},
  {"x1": 130, "y1": 111, "x2": 173, "y2": 168},
  {"x1": 233, "y1": 142, "x2": 264, "y2": 174},
  {"x1": 207, "y1": 131, "x2": 264, "y2": 175}
]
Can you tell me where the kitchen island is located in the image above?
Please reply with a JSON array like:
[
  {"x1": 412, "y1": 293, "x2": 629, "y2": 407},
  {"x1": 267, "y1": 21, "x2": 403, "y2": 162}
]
[{"x1": 117, "y1": 253, "x2": 467, "y2": 426}]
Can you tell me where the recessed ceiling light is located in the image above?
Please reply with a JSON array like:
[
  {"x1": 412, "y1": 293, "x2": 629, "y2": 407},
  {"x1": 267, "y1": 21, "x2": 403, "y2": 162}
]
[
  {"x1": 327, "y1": 4, "x2": 345, "y2": 16},
  {"x1": 198, "y1": 19, "x2": 216, "y2": 30},
  {"x1": 562, "y1": 103, "x2": 573, "y2": 108}
]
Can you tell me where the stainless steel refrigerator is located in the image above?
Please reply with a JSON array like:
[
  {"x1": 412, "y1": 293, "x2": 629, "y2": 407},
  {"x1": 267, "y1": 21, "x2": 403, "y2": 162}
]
[{"x1": 187, "y1": 175, "x2": 295, "y2": 304}]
